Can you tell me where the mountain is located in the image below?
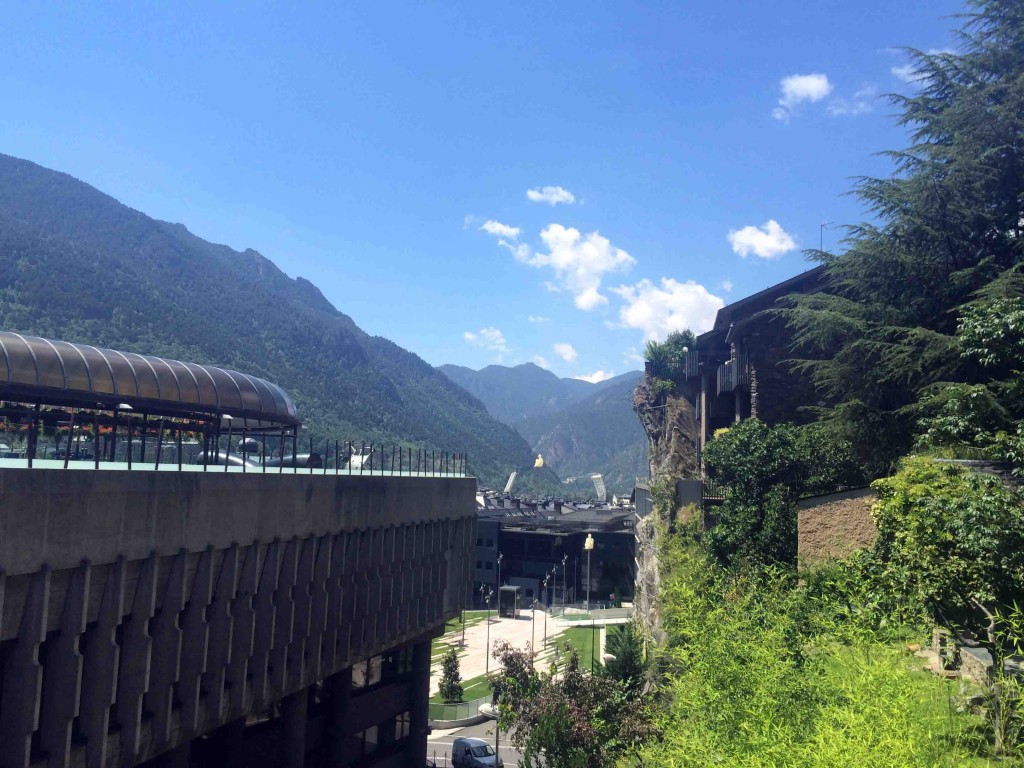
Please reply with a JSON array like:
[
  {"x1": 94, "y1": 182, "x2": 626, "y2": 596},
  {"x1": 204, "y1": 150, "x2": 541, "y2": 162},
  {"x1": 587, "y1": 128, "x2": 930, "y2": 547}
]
[
  {"x1": 517, "y1": 373, "x2": 647, "y2": 495},
  {"x1": 437, "y1": 363, "x2": 645, "y2": 494},
  {"x1": 0, "y1": 153, "x2": 562, "y2": 492}
]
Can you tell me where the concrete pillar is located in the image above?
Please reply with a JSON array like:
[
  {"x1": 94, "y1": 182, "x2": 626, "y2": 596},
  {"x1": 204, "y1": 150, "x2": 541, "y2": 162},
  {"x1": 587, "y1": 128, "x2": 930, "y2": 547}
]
[
  {"x1": 279, "y1": 689, "x2": 308, "y2": 768},
  {"x1": 209, "y1": 717, "x2": 246, "y2": 768},
  {"x1": 407, "y1": 640, "x2": 431, "y2": 765},
  {"x1": 328, "y1": 668, "x2": 353, "y2": 767}
]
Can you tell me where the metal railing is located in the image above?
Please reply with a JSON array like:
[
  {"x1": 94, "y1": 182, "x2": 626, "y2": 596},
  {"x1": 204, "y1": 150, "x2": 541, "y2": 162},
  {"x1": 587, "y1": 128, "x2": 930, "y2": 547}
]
[
  {"x1": 427, "y1": 694, "x2": 491, "y2": 722},
  {"x1": 716, "y1": 361, "x2": 735, "y2": 394},
  {"x1": 0, "y1": 427, "x2": 469, "y2": 477}
]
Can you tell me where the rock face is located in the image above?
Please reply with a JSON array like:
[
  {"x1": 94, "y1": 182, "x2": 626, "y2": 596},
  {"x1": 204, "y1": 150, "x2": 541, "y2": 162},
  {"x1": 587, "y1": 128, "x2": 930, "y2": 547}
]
[
  {"x1": 631, "y1": 377, "x2": 702, "y2": 644},
  {"x1": 632, "y1": 378, "x2": 701, "y2": 481}
]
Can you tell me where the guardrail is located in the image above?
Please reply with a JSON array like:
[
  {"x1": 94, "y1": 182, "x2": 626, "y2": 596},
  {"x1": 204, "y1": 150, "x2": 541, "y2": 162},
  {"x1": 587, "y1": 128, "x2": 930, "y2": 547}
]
[
  {"x1": 0, "y1": 432, "x2": 469, "y2": 477},
  {"x1": 428, "y1": 694, "x2": 491, "y2": 722}
]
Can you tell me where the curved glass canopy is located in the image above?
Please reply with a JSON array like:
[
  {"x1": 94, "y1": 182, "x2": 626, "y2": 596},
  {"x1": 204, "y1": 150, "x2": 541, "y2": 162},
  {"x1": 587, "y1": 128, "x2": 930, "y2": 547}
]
[{"x1": 0, "y1": 331, "x2": 299, "y2": 430}]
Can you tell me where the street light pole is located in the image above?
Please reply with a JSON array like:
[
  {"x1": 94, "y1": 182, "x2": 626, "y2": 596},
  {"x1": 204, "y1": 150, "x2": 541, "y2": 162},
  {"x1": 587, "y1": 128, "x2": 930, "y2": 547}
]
[
  {"x1": 584, "y1": 533, "x2": 595, "y2": 612},
  {"x1": 461, "y1": 608, "x2": 466, "y2": 648},
  {"x1": 561, "y1": 554, "x2": 568, "y2": 609},
  {"x1": 542, "y1": 574, "x2": 550, "y2": 648},
  {"x1": 480, "y1": 585, "x2": 493, "y2": 674},
  {"x1": 531, "y1": 598, "x2": 538, "y2": 662}
]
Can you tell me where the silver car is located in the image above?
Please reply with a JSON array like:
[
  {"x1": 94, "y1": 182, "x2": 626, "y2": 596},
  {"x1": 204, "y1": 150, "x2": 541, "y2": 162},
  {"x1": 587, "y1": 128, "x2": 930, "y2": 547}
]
[{"x1": 451, "y1": 737, "x2": 503, "y2": 768}]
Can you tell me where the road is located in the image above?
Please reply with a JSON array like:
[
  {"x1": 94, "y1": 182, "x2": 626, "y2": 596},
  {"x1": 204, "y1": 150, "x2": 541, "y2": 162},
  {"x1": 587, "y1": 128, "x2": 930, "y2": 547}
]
[{"x1": 428, "y1": 718, "x2": 523, "y2": 768}]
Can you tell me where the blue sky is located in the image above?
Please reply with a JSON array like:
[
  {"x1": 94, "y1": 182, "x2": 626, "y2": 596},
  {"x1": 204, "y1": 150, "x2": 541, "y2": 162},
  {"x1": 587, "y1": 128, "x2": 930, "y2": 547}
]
[{"x1": 1, "y1": 1, "x2": 962, "y2": 381}]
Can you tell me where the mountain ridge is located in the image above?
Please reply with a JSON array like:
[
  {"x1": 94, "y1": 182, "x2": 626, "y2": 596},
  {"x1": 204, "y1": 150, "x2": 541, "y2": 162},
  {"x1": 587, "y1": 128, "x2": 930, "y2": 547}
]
[{"x1": 0, "y1": 152, "x2": 561, "y2": 493}]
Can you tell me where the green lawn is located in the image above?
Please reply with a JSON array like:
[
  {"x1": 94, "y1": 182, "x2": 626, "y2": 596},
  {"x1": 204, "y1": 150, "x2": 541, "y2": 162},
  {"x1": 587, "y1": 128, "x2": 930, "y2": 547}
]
[
  {"x1": 432, "y1": 611, "x2": 493, "y2": 666},
  {"x1": 557, "y1": 626, "x2": 602, "y2": 672},
  {"x1": 430, "y1": 671, "x2": 493, "y2": 704}
]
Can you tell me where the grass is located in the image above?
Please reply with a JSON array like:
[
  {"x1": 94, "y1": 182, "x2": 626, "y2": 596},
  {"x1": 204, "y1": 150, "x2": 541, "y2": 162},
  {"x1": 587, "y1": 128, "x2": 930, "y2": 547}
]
[
  {"x1": 431, "y1": 611, "x2": 495, "y2": 668},
  {"x1": 429, "y1": 672, "x2": 493, "y2": 704},
  {"x1": 557, "y1": 625, "x2": 602, "y2": 672}
]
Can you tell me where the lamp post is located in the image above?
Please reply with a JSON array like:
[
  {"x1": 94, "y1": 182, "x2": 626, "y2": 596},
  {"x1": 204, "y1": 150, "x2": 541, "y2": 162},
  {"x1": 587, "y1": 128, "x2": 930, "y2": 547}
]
[
  {"x1": 542, "y1": 574, "x2": 550, "y2": 648},
  {"x1": 531, "y1": 598, "x2": 538, "y2": 662},
  {"x1": 561, "y1": 554, "x2": 568, "y2": 608},
  {"x1": 584, "y1": 533, "x2": 595, "y2": 612},
  {"x1": 551, "y1": 565, "x2": 558, "y2": 616},
  {"x1": 496, "y1": 552, "x2": 503, "y2": 616},
  {"x1": 461, "y1": 608, "x2": 466, "y2": 648},
  {"x1": 480, "y1": 585, "x2": 493, "y2": 674}
]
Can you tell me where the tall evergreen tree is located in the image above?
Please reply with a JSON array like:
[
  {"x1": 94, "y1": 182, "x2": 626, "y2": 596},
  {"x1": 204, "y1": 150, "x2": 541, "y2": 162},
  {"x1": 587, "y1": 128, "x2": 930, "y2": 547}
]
[{"x1": 785, "y1": 0, "x2": 1024, "y2": 474}]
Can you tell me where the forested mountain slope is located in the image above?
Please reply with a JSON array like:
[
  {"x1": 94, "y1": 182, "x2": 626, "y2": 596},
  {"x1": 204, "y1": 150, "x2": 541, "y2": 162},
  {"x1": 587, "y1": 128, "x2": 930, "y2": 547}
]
[{"x1": 0, "y1": 152, "x2": 561, "y2": 491}]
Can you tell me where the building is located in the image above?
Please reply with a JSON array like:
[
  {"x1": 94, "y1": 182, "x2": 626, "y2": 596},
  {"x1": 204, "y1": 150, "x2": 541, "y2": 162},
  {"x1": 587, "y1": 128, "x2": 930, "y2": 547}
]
[
  {"x1": 684, "y1": 266, "x2": 826, "y2": 458},
  {"x1": 471, "y1": 492, "x2": 636, "y2": 609},
  {"x1": 0, "y1": 332, "x2": 474, "y2": 768}
]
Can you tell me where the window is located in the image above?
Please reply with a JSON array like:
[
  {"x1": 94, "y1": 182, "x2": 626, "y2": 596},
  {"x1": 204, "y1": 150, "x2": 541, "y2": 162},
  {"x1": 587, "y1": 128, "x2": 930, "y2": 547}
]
[
  {"x1": 476, "y1": 537, "x2": 483, "y2": 546},
  {"x1": 395, "y1": 711, "x2": 411, "y2": 740},
  {"x1": 476, "y1": 560, "x2": 482, "y2": 569},
  {"x1": 351, "y1": 654, "x2": 384, "y2": 690},
  {"x1": 382, "y1": 648, "x2": 412, "y2": 682}
]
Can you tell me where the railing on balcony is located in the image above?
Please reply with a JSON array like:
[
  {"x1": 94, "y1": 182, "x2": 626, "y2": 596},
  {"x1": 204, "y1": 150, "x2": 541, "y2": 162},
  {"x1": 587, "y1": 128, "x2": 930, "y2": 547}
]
[
  {"x1": 684, "y1": 350, "x2": 700, "y2": 379},
  {"x1": 734, "y1": 349, "x2": 750, "y2": 390},
  {"x1": 716, "y1": 361, "x2": 735, "y2": 394}
]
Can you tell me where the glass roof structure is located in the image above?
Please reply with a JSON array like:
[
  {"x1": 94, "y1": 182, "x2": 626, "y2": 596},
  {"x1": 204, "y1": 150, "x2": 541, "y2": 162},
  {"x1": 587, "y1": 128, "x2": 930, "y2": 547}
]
[{"x1": 0, "y1": 331, "x2": 299, "y2": 430}]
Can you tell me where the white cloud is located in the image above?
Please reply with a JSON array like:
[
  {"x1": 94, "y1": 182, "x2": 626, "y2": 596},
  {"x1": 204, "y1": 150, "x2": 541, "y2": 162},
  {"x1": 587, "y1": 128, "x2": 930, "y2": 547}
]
[
  {"x1": 553, "y1": 342, "x2": 578, "y2": 362},
  {"x1": 577, "y1": 370, "x2": 615, "y2": 384},
  {"x1": 720, "y1": 279, "x2": 734, "y2": 293},
  {"x1": 515, "y1": 224, "x2": 636, "y2": 310},
  {"x1": 727, "y1": 219, "x2": 797, "y2": 260},
  {"x1": 526, "y1": 186, "x2": 576, "y2": 206},
  {"x1": 623, "y1": 347, "x2": 644, "y2": 365},
  {"x1": 613, "y1": 278, "x2": 725, "y2": 341},
  {"x1": 828, "y1": 84, "x2": 878, "y2": 116},
  {"x1": 892, "y1": 49, "x2": 955, "y2": 84},
  {"x1": 528, "y1": 315, "x2": 550, "y2": 323},
  {"x1": 464, "y1": 326, "x2": 509, "y2": 353},
  {"x1": 773, "y1": 73, "x2": 833, "y2": 121},
  {"x1": 480, "y1": 220, "x2": 521, "y2": 239},
  {"x1": 532, "y1": 355, "x2": 550, "y2": 369}
]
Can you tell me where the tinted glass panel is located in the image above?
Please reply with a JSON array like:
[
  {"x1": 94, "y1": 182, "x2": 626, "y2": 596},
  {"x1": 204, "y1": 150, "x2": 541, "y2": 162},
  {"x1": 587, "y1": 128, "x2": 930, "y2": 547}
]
[
  {"x1": 147, "y1": 357, "x2": 182, "y2": 402},
  {"x1": 229, "y1": 371, "x2": 262, "y2": 413},
  {"x1": 185, "y1": 363, "x2": 218, "y2": 407},
  {"x1": 123, "y1": 353, "x2": 160, "y2": 400},
  {"x1": 52, "y1": 341, "x2": 91, "y2": 392},
  {"x1": 34, "y1": 339, "x2": 67, "y2": 389},
  {"x1": 166, "y1": 360, "x2": 200, "y2": 404},
  {"x1": 106, "y1": 352, "x2": 139, "y2": 397},
  {"x1": 249, "y1": 376, "x2": 280, "y2": 415},
  {"x1": 81, "y1": 346, "x2": 115, "y2": 395},
  {"x1": 207, "y1": 367, "x2": 243, "y2": 411},
  {"x1": 3, "y1": 336, "x2": 38, "y2": 386}
]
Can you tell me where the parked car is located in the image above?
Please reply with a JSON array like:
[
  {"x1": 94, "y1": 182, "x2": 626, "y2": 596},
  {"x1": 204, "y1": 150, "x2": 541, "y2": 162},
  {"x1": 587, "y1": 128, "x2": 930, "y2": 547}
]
[{"x1": 451, "y1": 738, "x2": 503, "y2": 768}]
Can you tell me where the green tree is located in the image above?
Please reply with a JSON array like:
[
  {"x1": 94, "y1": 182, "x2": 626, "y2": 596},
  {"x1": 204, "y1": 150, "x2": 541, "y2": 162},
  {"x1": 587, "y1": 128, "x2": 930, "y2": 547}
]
[
  {"x1": 785, "y1": 0, "x2": 1024, "y2": 475},
  {"x1": 602, "y1": 620, "x2": 647, "y2": 696},
  {"x1": 491, "y1": 641, "x2": 656, "y2": 768},
  {"x1": 702, "y1": 419, "x2": 861, "y2": 567},
  {"x1": 871, "y1": 457, "x2": 1024, "y2": 754},
  {"x1": 438, "y1": 647, "x2": 464, "y2": 704}
]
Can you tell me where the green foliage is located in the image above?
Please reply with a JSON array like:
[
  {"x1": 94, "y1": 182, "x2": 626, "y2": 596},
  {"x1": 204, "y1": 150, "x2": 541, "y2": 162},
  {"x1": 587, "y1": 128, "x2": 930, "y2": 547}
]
[
  {"x1": 643, "y1": 329, "x2": 694, "y2": 381},
  {"x1": 438, "y1": 647, "x2": 464, "y2": 704},
  {"x1": 784, "y1": 0, "x2": 1024, "y2": 475},
  {"x1": 642, "y1": 535, "x2": 993, "y2": 767},
  {"x1": 602, "y1": 621, "x2": 647, "y2": 696},
  {"x1": 0, "y1": 153, "x2": 560, "y2": 491},
  {"x1": 702, "y1": 419, "x2": 862, "y2": 567},
  {"x1": 491, "y1": 640, "x2": 656, "y2": 768}
]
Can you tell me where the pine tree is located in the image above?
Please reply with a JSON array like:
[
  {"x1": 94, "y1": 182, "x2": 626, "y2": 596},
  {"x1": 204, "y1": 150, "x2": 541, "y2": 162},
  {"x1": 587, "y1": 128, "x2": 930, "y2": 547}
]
[
  {"x1": 438, "y1": 647, "x2": 464, "y2": 704},
  {"x1": 784, "y1": 0, "x2": 1024, "y2": 474}
]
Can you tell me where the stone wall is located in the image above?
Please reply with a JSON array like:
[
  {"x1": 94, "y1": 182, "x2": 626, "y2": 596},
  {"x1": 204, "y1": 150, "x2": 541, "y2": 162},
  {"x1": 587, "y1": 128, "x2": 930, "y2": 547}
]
[{"x1": 797, "y1": 488, "x2": 877, "y2": 566}]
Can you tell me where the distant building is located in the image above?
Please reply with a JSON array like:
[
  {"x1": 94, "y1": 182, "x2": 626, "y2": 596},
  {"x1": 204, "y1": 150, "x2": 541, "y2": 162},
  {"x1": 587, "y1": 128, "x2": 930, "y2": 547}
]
[{"x1": 472, "y1": 491, "x2": 636, "y2": 608}]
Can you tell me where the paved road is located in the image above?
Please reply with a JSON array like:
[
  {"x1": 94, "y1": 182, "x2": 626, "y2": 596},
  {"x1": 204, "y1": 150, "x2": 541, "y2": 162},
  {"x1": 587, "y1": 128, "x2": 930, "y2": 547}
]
[{"x1": 428, "y1": 719, "x2": 523, "y2": 768}]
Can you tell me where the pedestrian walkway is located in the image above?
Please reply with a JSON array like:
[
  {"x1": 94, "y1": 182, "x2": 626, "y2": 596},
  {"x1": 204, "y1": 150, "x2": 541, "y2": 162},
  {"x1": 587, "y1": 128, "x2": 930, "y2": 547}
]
[{"x1": 429, "y1": 609, "x2": 610, "y2": 695}]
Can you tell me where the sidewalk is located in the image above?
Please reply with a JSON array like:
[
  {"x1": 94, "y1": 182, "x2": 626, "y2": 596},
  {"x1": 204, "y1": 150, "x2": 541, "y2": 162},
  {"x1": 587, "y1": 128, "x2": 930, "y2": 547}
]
[{"x1": 429, "y1": 610, "x2": 609, "y2": 695}]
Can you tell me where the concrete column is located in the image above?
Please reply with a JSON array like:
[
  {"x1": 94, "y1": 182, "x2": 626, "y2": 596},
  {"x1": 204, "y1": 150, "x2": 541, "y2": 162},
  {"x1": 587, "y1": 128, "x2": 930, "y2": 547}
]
[
  {"x1": 407, "y1": 640, "x2": 431, "y2": 765},
  {"x1": 209, "y1": 717, "x2": 246, "y2": 768},
  {"x1": 328, "y1": 668, "x2": 353, "y2": 767},
  {"x1": 279, "y1": 688, "x2": 308, "y2": 768}
]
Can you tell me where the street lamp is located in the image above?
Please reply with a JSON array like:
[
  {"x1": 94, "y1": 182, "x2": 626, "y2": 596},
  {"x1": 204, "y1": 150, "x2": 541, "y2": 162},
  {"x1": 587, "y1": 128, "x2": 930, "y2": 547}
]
[
  {"x1": 496, "y1": 552, "x2": 503, "y2": 617},
  {"x1": 561, "y1": 554, "x2": 568, "y2": 608},
  {"x1": 542, "y1": 574, "x2": 550, "y2": 648},
  {"x1": 584, "y1": 533, "x2": 595, "y2": 612},
  {"x1": 551, "y1": 565, "x2": 558, "y2": 616},
  {"x1": 531, "y1": 598, "x2": 538, "y2": 661},
  {"x1": 480, "y1": 585, "x2": 493, "y2": 674}
]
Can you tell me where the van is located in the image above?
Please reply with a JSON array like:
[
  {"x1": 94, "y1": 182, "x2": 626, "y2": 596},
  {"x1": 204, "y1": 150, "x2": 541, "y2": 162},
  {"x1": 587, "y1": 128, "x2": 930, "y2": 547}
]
[{"x1": 451, "y1": 737, "x2": 503, "y2": 768}]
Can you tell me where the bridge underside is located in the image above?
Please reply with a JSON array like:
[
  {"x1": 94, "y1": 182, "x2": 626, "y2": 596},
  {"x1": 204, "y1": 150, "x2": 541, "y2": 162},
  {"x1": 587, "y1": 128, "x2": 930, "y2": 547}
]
[{"x1": 0, "y1": 470, "x2": 475, "y2": 768}]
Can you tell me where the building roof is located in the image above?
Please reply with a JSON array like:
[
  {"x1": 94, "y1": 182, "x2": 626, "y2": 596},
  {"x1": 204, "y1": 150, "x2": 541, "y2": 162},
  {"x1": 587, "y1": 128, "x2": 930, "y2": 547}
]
[{"x1": 0, "y1": 331, "x2": 299, "y2": 429}]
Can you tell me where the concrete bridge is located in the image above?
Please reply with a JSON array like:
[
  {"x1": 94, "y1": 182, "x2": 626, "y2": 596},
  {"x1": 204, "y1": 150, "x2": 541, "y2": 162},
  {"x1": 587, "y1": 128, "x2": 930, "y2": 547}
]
[{"x1": 0, "y1": 467, "x2": 474, "y2": 768}]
